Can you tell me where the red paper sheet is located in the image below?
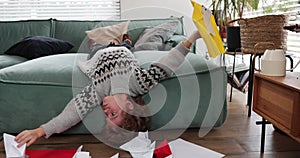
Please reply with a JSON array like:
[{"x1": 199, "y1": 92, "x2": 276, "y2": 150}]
[
  {"x1": 154, "y1": 139, "x2": 172, "y2": 158},
  {"x1": 26, "y1": 149, "x2": 76, "y2": 158}
]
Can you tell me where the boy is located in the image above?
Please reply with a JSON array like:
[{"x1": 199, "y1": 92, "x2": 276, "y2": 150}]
[{"x1": 15, "y1": 31, "x2": 201, "y2": 147}]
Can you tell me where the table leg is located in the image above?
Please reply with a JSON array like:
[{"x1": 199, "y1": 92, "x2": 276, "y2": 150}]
[
  {"x1": 229, "y1": 52, "x2": 237, "y2": 102},
  {"x1": 256, "y1": 118, "x2": 270, "y2": 153},
  {"x1": 261, "y1": 118, "x2": 266, "y2": 153},
  {"x1": 247, "y1": 54, "x2": 254, "y2": 117}
]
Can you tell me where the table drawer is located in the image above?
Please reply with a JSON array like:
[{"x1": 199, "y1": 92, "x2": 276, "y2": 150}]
[{"x1": 254, "y1": 79, "x2": 294, "y2": 130}]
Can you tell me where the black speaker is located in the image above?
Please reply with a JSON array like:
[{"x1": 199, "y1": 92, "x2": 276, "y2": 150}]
[{"x1": 226, "y1": 26, "x2": 241, "y2": 52}]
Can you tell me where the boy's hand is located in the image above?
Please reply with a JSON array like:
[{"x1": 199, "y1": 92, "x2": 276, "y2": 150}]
[{"x1": 15, "y1": 127, "x2": 45, "y2": 147}]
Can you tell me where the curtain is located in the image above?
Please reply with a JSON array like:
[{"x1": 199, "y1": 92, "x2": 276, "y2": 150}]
[{"x1": 0, "y1": 0, "x2": 120, "y2": 21}]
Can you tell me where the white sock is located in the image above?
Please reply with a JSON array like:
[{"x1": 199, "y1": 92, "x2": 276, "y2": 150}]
[{"x1": 188, "y1": 30, "x2": 201, "y2": 44}]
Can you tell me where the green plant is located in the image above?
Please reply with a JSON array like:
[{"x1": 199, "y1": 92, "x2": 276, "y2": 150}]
[
  {"x1": 261, "y1": 0, "x2": 293, "y2": 14},
  {"x1": 210, "y1": 0, "x2": 259, "y2": 26}
]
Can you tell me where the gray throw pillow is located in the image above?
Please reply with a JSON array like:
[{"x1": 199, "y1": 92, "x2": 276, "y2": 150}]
[{"x1": 133, "y1": 21, "x2": 180, "y2": 52}]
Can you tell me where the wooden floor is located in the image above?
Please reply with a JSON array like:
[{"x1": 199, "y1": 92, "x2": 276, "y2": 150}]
[{"x1": 1, "y1": 85, "x2": 300, "y2": 157}]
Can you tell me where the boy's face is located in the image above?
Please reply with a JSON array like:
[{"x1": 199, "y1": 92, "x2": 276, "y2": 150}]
[{"x1": 102, "y1": 95, "x2": 133, "y2": 126}]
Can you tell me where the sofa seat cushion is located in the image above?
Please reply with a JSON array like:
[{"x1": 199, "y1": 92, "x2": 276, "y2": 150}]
[
  {"x1": 0, "y1": 51, "x2": 220, "y2": 87},
  {"x1": 0, "y1": 53, "x2": 89, "y2": 87},
  {"x1": 0, "y1": 55, "x2": 28, "y2": 69}
]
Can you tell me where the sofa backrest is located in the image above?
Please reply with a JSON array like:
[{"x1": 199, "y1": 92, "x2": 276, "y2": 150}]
[
  {"x1": 0, "y1": 17, "x2": 184, "y2": 54},
  {"x1": 52, "y1": 20, "x2": 102, "y2": 53},
  {"x1": 0, "y1": 19, "x2": 52, "y2": 54},
  {"x1": 53, "y1": 17, "x2": 184, "y2": 53}
]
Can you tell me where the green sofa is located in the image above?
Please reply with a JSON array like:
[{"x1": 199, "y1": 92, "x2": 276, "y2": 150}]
[{"x1": 0, "y1": 17, "x2": 227, "y2": 135}]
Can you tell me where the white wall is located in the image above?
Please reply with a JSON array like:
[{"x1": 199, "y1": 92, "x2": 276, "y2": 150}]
[{"x1": 121, "y1": 0, "x2": 211, "y2": 37}]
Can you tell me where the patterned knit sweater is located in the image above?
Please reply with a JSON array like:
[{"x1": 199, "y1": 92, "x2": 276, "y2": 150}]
[{"x1": 41, "y1": 42, "x2": 190, "y2": 138}]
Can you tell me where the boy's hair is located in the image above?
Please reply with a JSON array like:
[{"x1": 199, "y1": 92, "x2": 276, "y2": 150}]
[
  {"x1": 99, "y1": 95, "x2": 151, "y2": 146},
  {"x1": 121, "y1": 95, "x2": 151, "y2": 131}
]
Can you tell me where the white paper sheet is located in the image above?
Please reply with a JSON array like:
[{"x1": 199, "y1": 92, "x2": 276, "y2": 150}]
[
  {"x1": 110, "y1": 153, "x2": 119, "y2": 158},
  {"x1": 3, "y1": 133, "x2": 27, "y2": 158},
  {"x1": 168, "y1": 138, "x2": 225, "y2": 158}
]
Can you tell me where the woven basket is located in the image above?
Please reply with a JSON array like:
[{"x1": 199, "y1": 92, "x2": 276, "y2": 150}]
[{"x1": 239, "y1": 14, "x2": 289, "y2": 54}]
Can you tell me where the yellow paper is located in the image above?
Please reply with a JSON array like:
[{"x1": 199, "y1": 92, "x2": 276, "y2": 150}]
[{"x1": 191, "y1": 0, "x2": 225, "y2": 58}]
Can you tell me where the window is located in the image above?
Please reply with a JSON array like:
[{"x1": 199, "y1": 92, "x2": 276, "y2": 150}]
[
  {"x1": 0, "y1": 0, "x2": 120, "y2": 21},
  {"x1": 244, "y1": 0, "x2": 300, "y2": 55}
]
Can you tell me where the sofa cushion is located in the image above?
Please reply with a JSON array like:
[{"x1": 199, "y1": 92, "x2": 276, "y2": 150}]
[
  {"x1": 0, "y1": 55, "x2": 28, "y2": 69},
  {"x1": 133, "y1": 21, "x2": 180, "y2": 51},
  {"x1": 0, "y1": 19, "x2": 52, "y2": 54},
  {"x1": 4, "y1": 36, "x2": 74, "y2": 59},
  {"x1": 85, "y1": 21, "x2": 129, "y2": 45},
  {"x1": 127, "y1": 17, "x2": 184, "y2": 44}
]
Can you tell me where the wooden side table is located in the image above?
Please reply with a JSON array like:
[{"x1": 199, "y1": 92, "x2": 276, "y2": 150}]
[
  {"x1": 247, "y1": 53, "x2": 294, "y2": 117},
  {"x1": 253, "y1": 72, "x2": 300, "y2": 152}
]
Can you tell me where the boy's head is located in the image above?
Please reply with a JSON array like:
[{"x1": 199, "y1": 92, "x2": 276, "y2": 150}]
[
  {"x1": 100, "y1": 94, "x2": 151, "y2": 146},
  {"x1": 102, "y1": 94, "x2": 150, "y2": 130},
  {"x1": 102, "y1": 95, "x2": 130, "y2": 127}
]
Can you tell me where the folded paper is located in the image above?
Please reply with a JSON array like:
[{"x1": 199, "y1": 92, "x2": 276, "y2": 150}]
[
  {"x1": 120, "y1": 131, "x2": 155, "y2": 158},
  {"x1": 3, "y1": 133, "x2": 27, "y2": 158},
  {"x1": 72, "y1": 145, "x2": 91, "y2": 158},
  {"x1": 190, "y1": 0, "x2": 225, "y2": 58}
]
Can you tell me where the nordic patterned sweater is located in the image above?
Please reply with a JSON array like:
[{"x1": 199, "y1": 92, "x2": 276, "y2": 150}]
[{"x1": 41, "y1": 42, "x2": 190, "y2": 138}]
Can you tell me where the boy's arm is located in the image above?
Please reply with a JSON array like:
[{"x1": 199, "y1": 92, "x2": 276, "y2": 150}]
[
  {"x1": 40, "y1": 98, "x2": 81, "y2": 138},
  {"x1": 41, "y1": 84, "x2": 101, "y2": 138},
  {"x1": 15, "y1": 96, "x2": 81, "y2": 148}
]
